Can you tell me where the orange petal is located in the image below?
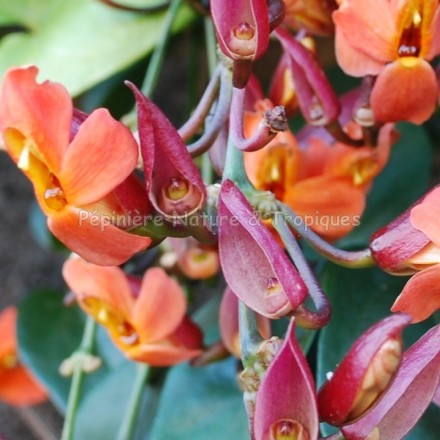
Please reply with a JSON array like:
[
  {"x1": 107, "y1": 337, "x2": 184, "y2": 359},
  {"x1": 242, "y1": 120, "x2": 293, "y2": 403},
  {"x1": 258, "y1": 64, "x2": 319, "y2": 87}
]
[
  {"x1": 334, "y1": 25, "x2": 386, "y2": 76},
  {"x1": 133, "y1": 268, "x2": 187, "y2": 343},
  {"x1": 0, "y1": 307, "x2": 17, "y2": 359},
  {"x1": 0, "y1": 367, "x2": 47, "y2": 407},
  {"x1": 284, "y1": 177, "x2": 365, "y2": 240},
  {"x1": 333, "y1": 0, "x2": 396, "y2": 73},
  {"x1": 427, "y1": 6, "x2": 440, "y2": 59},
  {"x1": 59, "y1": 109, "x2": 138, "y2": 206},
  {"x1": 371, "y1": 58, "x2": 438, "y2": 124},
  {"x1": 0, "y1": 66, "x2": 71, "y2": 173},
  {"x1": 49, "y1": 207, "x2": 151, "y2": 266},
  {"x1": 410, "y1": 186, "x2": 440, "y2": 248},
  {"x1": 125, "y1": 343, "x2": 201, "y2": 366},
  {"x1": 391, "y1": 264, "x2": 440, "y2": 322},
  {"x1": 62, "y1": 258, "x2": 134, "y2": 318}
]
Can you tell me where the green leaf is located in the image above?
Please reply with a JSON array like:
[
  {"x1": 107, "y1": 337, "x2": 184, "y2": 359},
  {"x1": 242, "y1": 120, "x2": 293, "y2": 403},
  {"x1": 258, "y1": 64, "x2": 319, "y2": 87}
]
[
  {"x1": 0, "y1": 0, "x2": 63, "y2": 28},
  {"x1": 150, "y1": 358, "x2": 249, "y2": 440},
  {"x1": 339, "y1": 122, "x2": 432, "y2": 248},
  {"x1": 0, "y1": 0, "x2": 194, "y2": 96},
  {"x1": 317, "y1": 263, "x2": 438, "y2": 437},
  {"x1": 17, "y1": 290, "x2": 85, "y2": 411},
  {"x1": 73, "y1": 362, "x2": 159, "y2": 440},
  {"x1": 17, "y1": 290, "x2": 127, "y2": 412}
]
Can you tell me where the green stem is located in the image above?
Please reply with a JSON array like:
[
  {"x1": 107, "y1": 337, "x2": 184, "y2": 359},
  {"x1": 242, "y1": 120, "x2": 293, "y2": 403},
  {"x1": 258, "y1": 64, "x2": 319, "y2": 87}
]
[
  {"x1": 61, "y1": 317, "x2": 98, "y2": 440},
  {"x1": 116, "y1": 363, "x2": 150, "y2": 440},
  {"x1": 222, "y1": 128, "x2": 254, "y2": 191},
  {"x1": 239, "y1": 301, "x2": 264, "y2": 366},
  {"x1": 141, "y1": 0, "x2": 183, "y2": 97},
  {"x1": 204, "y1": 17, "x2": 217, "y2": 77}
]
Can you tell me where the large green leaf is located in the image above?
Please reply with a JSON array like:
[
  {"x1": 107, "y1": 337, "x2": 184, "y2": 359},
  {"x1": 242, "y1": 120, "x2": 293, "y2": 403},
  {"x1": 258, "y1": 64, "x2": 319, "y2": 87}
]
[
  {"x1": 73, "y1": 362, "x2": 159, "y2": 440},
  {"x1": 317, "y1": 263, "x2": 439, "y2": 437},
  {"x1": 0, "y1": 0, "x2": 194, "y2": 96},
  {"x1": 339, "y1": 122, "x2": 432, "y2": 248},
  {"x1": 150, "y1": 358, "x2": 249, "y2": 440},
  {"x1": 0, "y1": 0, "x2": 63, "y2": 28},
  {"x1": 17, "y1": 290, "x2": 126, "y2": 412}
]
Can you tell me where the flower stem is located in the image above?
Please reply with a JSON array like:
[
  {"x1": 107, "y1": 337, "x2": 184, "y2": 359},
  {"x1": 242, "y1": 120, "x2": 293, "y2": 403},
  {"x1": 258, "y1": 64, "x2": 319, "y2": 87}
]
[
  {"x1": 141, "y1": 0, "x2": 183, "y2": 97},
  {"x1": 116, "y1": 363, "x2": 150, "y2": 440},
  {"x1": 61, "y1": 317, "x2": 98, "y2": 440},
  {"x1": 278, "y1": 202, "x2": 374, "y2": 269},
  {"x1": 239, "y1": 301, "x2": 264, "y2": 367},
  {"x1": 273, "y1": 211, "x2": 331, "y2": 329}
]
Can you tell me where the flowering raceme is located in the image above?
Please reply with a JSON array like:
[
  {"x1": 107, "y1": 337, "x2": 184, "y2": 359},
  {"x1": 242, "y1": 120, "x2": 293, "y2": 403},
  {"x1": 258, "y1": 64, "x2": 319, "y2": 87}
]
[
  {"x1": 0, "y1": 307, "x2": 47, "y2": 407},
  {"x1": 0, "y1": 66, "x2": 152, "y2": 265},
  {"x1": 334, "y1": 0, "x2": 440, "y2": 123},
  {"x1": 244, "y1": 100, "x2": 395, "y2": 240},
  {"x1": 63, "y1": 258, "x2": 203, "y2": 366}
]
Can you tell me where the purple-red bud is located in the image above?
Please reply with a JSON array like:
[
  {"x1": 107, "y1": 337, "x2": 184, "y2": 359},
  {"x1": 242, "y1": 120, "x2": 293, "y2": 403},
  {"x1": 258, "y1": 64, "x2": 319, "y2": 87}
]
[
  {"x1": 317, "y1": 314, "x2": 411, "y2": 426},
  {"x1": 253, "y1": 319, "x2": 319, "y2": 440},
  {"x1": 218, "y1": 180, "x2": 308, "y2": 318},
  {"x1": 342, "y1": 323, "x2": 440, "y2": 440},
  {"x1": 127, "y1": 82, "x2": 206, "y2": 221}
]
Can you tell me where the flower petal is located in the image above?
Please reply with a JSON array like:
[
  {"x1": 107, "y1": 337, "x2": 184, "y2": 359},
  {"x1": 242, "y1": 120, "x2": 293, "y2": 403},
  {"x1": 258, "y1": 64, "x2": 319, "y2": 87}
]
[
  {"x1": 59, "y1": 108, "x2": 138, "y2": 206},
  {"x1": 333, "y1": 0, "x2": 396, "y2": 71},
  {"x1": 254, "y1": 319, "x2": 319, "y2": 440},
  {"x1": 133, "y1": 268, "x2": 187, "y2": 343},
  {"x1": 0, "y1": 307, "x2": 17, "y2": 359},
  {"x1": 0, "y1": 66, "x2": 71, "y2": 173},
  {"x1": 410, "y1": 186, "x2": 440, "y2": 248},
  {"x1": 391, "y1": 264, "x2": 440, "y2": 322},
  {"x1": 342, "y1": 323, "x2": 440, "y2": 440},
  {"x1": 371, "y1": 58, "x2": 438, "y2": 124},
  {"x1": 49, "y1": 207, "x2": 151, "y2": 266},
  {"x1": 0, "y1": 367, "x2": 47, "y2": 407},
  {"x1": 284, "y1": 176, "x2": 365, "y2": 240},
  {"x1": 124, "y1": 343, "x2": 202, "y2": 366},
  {"x1": 62, "y1": 258, "x2": 134, "y2": 318}
]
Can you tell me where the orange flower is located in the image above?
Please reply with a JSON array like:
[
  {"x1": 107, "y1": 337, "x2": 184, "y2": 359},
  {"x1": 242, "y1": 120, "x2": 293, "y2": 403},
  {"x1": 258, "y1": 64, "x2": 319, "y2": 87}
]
[
  {"x1": 0, "y1": 307, "x2": 47, "y2": 407},
  {"x1": 392, "y1": 187, "x2": 440, "y2": 322},
  {"x1": 334, "y1": 0, "x2": 440, "y2": 123},
  {"x1": 63, "y1": 258, "x2": 203, "y2": 366},
  {"x1": 244, "y1": 100, "x2": 394, "y2": 240},
  {"x1": 0, "y1": 66, "x2": 152, "y2": 265},
  {"x1": 283, "y1": 0, "x2": 338, "y2": 36}
]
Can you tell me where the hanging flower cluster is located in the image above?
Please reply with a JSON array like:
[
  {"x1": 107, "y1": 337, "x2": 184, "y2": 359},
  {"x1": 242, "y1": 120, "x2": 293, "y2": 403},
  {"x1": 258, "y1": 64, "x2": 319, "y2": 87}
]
[{"x1": 0, "y1": 0, "x2": 439, "y2": 438}]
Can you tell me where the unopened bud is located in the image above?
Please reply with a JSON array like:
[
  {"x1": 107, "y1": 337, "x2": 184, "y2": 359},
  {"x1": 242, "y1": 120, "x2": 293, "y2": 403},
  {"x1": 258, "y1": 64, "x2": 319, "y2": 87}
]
[{"x1": 347, "y1": 338, "x2": 402, "y2": 421}]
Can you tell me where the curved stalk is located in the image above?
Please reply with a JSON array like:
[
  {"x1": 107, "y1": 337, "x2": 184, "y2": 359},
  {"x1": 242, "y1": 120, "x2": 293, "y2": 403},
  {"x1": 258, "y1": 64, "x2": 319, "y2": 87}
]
[{"x1": 278, "y1": 203, "x2": 374, "y2": 269}]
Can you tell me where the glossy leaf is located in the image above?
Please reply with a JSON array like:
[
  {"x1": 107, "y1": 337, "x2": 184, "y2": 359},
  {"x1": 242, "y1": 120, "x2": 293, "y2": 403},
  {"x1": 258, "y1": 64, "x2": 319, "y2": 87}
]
[
  {"x1": 73, "y1": 362, "x2": 158, "y2": 440},
  {"x1": 150, "y1": 358, "x2": 249, "y2": 440},
  {"x1": 0, "y1": 0, "x2": 194, "y2": 96},
  {"x1": 17, "y1": 290, "x2": 124, "y2": 411}
]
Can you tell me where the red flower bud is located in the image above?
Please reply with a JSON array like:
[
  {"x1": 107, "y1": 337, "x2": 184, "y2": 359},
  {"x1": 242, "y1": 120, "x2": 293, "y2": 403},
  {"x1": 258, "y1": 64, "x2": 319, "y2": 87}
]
[
  {"x1": 318, "y1": 314, "x2": 411, "y2": 426},
  {"x1": 253, "y1": 319, "x2": 319, "y2": 440},
  {"x1": 218, "y1": 180, "x2": 307, "y2": 318},
  {"x1": 342, "y1": 323, "x2": 440, "y2": 440},
  {"x1": 127, "y1": 82, "x2": 206, "y2": 221},
  {"x1": 211, "y1": 0, "x2": 270, "y2": 62},
  {"x1": 369, "y1": 187, "x2": 440, "y2": 274}
]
